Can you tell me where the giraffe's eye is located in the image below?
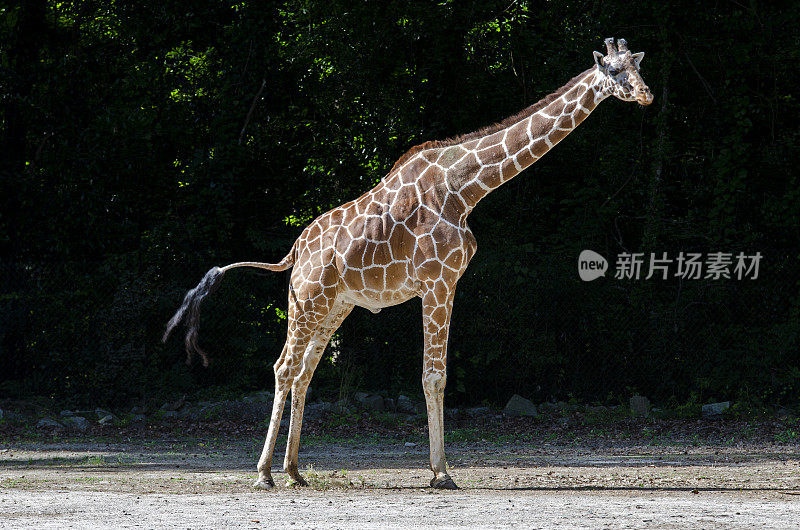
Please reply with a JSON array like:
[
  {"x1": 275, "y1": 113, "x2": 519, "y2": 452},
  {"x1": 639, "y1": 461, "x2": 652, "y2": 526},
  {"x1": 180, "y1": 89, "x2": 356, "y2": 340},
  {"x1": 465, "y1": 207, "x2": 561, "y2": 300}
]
[{"x1": 608, "y1": 67, "x2": 620, "y2": 76}]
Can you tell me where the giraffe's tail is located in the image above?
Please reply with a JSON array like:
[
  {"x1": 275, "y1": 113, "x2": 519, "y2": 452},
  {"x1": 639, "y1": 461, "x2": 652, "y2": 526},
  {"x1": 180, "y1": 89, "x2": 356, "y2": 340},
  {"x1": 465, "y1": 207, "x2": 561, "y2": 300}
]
[{"x1": 162, "y1": 247, "x2": 295, "y2": 366}]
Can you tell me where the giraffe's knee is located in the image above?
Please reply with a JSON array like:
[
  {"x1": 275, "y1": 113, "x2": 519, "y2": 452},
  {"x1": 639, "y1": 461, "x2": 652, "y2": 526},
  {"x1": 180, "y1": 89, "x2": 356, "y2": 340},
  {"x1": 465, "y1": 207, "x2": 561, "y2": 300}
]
[
  {"x1": 292, "y1": 340, "x2": 325, "y2": 388},
  {"x1": 275, "y1": 359, "x2": 301, "y2": 387},
  {"x1": 422, "y1": 371, "x2": 447, "y2": 394},
  {"x1": 274, "y1": 358, "x2": 287, "y2": 378}
]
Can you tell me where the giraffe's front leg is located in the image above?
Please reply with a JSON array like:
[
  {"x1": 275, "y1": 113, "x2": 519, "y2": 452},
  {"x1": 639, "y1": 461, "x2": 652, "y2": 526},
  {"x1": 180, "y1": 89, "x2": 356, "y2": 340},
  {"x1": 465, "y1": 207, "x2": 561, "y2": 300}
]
[
  {"x1": 421, "y1": 288, "x2": 458, "y2": 490},
  {"x1": 423, "y1": 370, "x2": 457, "y2": 489}
]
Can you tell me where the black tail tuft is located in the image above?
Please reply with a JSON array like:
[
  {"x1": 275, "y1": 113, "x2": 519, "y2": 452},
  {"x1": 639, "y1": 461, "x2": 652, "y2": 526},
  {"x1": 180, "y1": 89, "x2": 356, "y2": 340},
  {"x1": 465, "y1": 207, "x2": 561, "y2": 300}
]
[{"x1": 162, "y1": 266, "x2": 225, "y2": 366}]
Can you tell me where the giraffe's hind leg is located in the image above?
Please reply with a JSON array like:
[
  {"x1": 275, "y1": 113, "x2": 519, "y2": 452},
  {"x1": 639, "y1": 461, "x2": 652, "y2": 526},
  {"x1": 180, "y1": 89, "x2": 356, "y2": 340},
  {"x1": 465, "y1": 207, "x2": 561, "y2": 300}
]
[
  {"x1": 253, "y1": 270, "x2": 336, "y2": 489},
  {"x1": 283, "y1": 300, "x2": 354, "y2": 484},
  {"x1": 253, "y1": 280, "x2": 338, "y2": 489},
  {"x1": 253, "y1": 341, "x2": 289, "y2": 489}
]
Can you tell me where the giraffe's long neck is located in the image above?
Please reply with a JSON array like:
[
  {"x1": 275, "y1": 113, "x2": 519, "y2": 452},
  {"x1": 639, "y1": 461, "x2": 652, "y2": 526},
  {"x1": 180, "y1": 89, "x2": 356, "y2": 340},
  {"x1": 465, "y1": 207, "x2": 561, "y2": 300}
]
[{"x1": 443, "y1": 67, "x2": 609, "y2": 214}]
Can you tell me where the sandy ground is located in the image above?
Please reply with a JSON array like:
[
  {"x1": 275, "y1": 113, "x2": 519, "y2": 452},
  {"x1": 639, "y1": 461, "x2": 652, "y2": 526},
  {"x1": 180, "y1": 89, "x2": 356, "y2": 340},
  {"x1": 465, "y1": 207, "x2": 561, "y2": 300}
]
[{"x1": 1, "y1": 440, "x2": 799, "y2": 528}]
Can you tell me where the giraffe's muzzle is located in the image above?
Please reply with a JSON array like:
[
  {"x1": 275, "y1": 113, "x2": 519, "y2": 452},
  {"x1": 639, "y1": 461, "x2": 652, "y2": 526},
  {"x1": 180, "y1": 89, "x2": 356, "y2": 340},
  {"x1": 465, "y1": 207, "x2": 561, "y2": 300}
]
[{"x1": 636, "y1": 87, "x2": 654, "y2": 106}]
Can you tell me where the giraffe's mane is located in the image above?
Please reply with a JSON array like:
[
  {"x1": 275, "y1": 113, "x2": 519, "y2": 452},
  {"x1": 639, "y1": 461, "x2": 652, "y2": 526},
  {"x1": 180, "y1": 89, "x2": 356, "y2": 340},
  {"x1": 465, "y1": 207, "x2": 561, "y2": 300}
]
[{"x1": 388, "y1": 66, "x2": 595, "y2": 174}]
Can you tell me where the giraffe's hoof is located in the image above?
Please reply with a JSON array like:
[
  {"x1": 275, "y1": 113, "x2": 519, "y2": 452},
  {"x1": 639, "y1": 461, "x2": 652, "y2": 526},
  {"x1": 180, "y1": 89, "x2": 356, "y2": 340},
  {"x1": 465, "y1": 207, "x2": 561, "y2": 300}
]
[
  {"x1": 252, "y1": 477, "x2": 275, "y2": 490},
  {"x1": 285, "y1": 462, "x2": 309, "y2": 487},
  {"x1": 286, "y1": 475, "x2": 309, "y2": 488},
  {"x1": 431, "y1": 476, "x2": 459, "y2": 490}
]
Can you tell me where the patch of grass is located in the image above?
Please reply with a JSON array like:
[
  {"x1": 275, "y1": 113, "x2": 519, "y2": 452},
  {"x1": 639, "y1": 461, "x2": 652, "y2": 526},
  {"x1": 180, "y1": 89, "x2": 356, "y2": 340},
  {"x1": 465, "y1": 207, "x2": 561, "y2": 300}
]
[
  {"x1": 372, "y1": 412, "x2": 401, "y2": 428},
  {"x1": 2, "y1": 477, "x2": 32, "y2": 487},
  {"x1": 674, "y1": 392, "x2": 702, "y2": 419},
  {"x1": 441, "y1": 427, "x2": 533, "y2": 445},
  {"x1": 729, "y1": 400, "x2": 771, "y2": 418},
  {"x1": 324, "y1": 411, "x2": 361, "y2": 428},
  {"x1": 8, "y1": 454, "x2": 130, "y2": 468},
  {"x1": 588, "y1": 427, "x2": 610, "y2": 438},
  {"x1": 495, "y1": 433, "x2": 522, "y2": 444},
  {"x1": 302, "y1": 432, "x2": 385, "y2": 447},
  {"x1": 296, "y1": 465, "x2": 356, "y2": 490},
  {"x1": 774, "y1": 429, "x2": 798, "y2": 443},
  {"x1": 301, "y1": 433, "x2": 343, "y2": 446},
  {"x1": 348, "y1": 432, "x2": 385, "y2": 445},
  {"x1": 736, "y1": 422, "x2": 758, "y2": 440},
  {"x1": 641, "y1": 426, "x2": 667, "y2": 446},
  {"x1": 72, "y1": 476, "x2": 104, "y2": 483},
  {"x1": 581, "y1": 406, "x2": 629, "y2": 425},
  {"x1": 444, "y1": 428, "x2": 483, "y2": 443},
  {"x1": 543, "y1": 432, "x2": 558, "y2": 443},
  {"x1": 84, "y1": 455, "x2": 109, "y2": 466}
]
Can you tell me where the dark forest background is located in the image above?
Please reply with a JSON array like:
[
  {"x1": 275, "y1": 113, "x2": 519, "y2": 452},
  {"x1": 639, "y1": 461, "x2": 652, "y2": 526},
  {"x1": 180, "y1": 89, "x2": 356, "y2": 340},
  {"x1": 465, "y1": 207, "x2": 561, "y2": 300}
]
[{"x1": 1, "y1": 1, "x2": 798, "y2": 409}]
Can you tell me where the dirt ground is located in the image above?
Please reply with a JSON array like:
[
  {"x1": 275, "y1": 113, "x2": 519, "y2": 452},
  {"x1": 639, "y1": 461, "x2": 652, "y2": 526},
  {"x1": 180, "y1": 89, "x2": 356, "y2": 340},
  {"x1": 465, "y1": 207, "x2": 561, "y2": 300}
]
[{"x1": 1, "y1": 436, "x2": 799, "y2": 529}]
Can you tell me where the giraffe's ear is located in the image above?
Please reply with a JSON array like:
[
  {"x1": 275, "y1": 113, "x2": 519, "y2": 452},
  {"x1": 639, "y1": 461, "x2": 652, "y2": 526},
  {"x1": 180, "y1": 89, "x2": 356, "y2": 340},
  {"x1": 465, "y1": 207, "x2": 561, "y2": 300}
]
[
  {"x1": 593, "y1": 51, "x2": 606, "y2": 69},
  {"x1": 632, "y1": 52, "x2": 644, "y2": 68}
]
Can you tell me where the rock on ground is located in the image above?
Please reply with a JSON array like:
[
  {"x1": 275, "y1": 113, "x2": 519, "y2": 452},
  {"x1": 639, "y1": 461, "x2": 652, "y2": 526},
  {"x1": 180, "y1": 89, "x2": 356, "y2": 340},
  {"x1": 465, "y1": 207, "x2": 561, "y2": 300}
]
[
  {"x1": 396, "y1": 395, "x2": 415, "y2": 414},
  {"x1": 36, "y1": 418, "x2": 63, "y2": 430},
  {"x1": 61, "y1": 416, "x2": 90, "y2": 432},
  {"x1": 702, "y1": 401, "x2": 730, "y2": 418},
  {"x1": 630, "y1": 395, "x2": 651, "y2": 417},
  {"x1": 504, "y1": 395, "x2": 539, "y2": 417},
  {"x1": 354, "y1": 392, "x2": 385, "y2": 412}
]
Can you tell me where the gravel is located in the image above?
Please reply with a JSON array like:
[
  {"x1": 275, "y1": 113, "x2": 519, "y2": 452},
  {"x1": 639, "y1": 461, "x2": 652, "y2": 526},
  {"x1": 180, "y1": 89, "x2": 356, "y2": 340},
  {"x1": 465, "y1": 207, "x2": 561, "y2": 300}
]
[{"x1": 1, "y1": 439, "x2": 798, "y2": 528}]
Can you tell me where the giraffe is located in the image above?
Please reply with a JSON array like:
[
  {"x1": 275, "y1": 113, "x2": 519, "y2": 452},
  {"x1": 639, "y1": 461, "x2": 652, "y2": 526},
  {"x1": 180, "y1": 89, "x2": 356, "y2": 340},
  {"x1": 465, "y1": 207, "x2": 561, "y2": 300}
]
[{"x1": 163, "y1": 38, "x2": 652, "y2": 490}]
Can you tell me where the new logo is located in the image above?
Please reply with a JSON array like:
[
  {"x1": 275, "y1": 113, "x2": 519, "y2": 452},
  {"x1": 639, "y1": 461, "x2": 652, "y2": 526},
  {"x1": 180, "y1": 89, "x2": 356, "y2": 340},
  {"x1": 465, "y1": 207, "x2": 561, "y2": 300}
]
[{"x1": 578, "y1": 250, "x2": 608, "y2": 281}]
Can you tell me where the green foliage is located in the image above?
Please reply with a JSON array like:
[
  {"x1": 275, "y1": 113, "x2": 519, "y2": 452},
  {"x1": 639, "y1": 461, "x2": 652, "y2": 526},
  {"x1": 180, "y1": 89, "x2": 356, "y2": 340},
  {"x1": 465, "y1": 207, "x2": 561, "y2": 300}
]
[
  {"x1": 1, "y1": 1, "x2": 798, "y2": 408},
  {"x1": 672, "y1": 393, "x2": 703, "y2": 419}
]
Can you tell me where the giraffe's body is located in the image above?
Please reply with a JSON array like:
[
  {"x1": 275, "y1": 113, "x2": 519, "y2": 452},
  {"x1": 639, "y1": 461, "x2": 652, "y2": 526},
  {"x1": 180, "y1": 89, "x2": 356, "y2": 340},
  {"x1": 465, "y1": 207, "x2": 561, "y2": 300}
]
[{"x1": 164, "y1": 38, "x2": 652, "y2": 490}]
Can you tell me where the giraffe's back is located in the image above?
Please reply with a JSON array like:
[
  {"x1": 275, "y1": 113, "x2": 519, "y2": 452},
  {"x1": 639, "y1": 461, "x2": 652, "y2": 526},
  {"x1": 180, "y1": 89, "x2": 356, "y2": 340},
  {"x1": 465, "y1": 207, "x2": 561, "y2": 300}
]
[{"x1": 289, "y1": 151, "x2": 475, "y2": 312}]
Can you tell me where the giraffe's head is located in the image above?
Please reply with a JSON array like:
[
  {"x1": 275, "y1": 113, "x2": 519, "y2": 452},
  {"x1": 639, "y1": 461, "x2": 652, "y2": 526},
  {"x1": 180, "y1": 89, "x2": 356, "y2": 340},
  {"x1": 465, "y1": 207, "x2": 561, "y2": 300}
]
[{"x1": 593, "y1": 38, "x2": 653, "y2": 106}]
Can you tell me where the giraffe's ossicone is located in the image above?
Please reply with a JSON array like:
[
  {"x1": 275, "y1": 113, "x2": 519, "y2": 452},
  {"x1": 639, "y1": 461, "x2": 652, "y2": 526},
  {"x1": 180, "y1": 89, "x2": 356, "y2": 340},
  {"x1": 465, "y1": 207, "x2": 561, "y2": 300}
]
[{"x1": 164, "y1": 38, "x2": 652, "y2": 490}]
